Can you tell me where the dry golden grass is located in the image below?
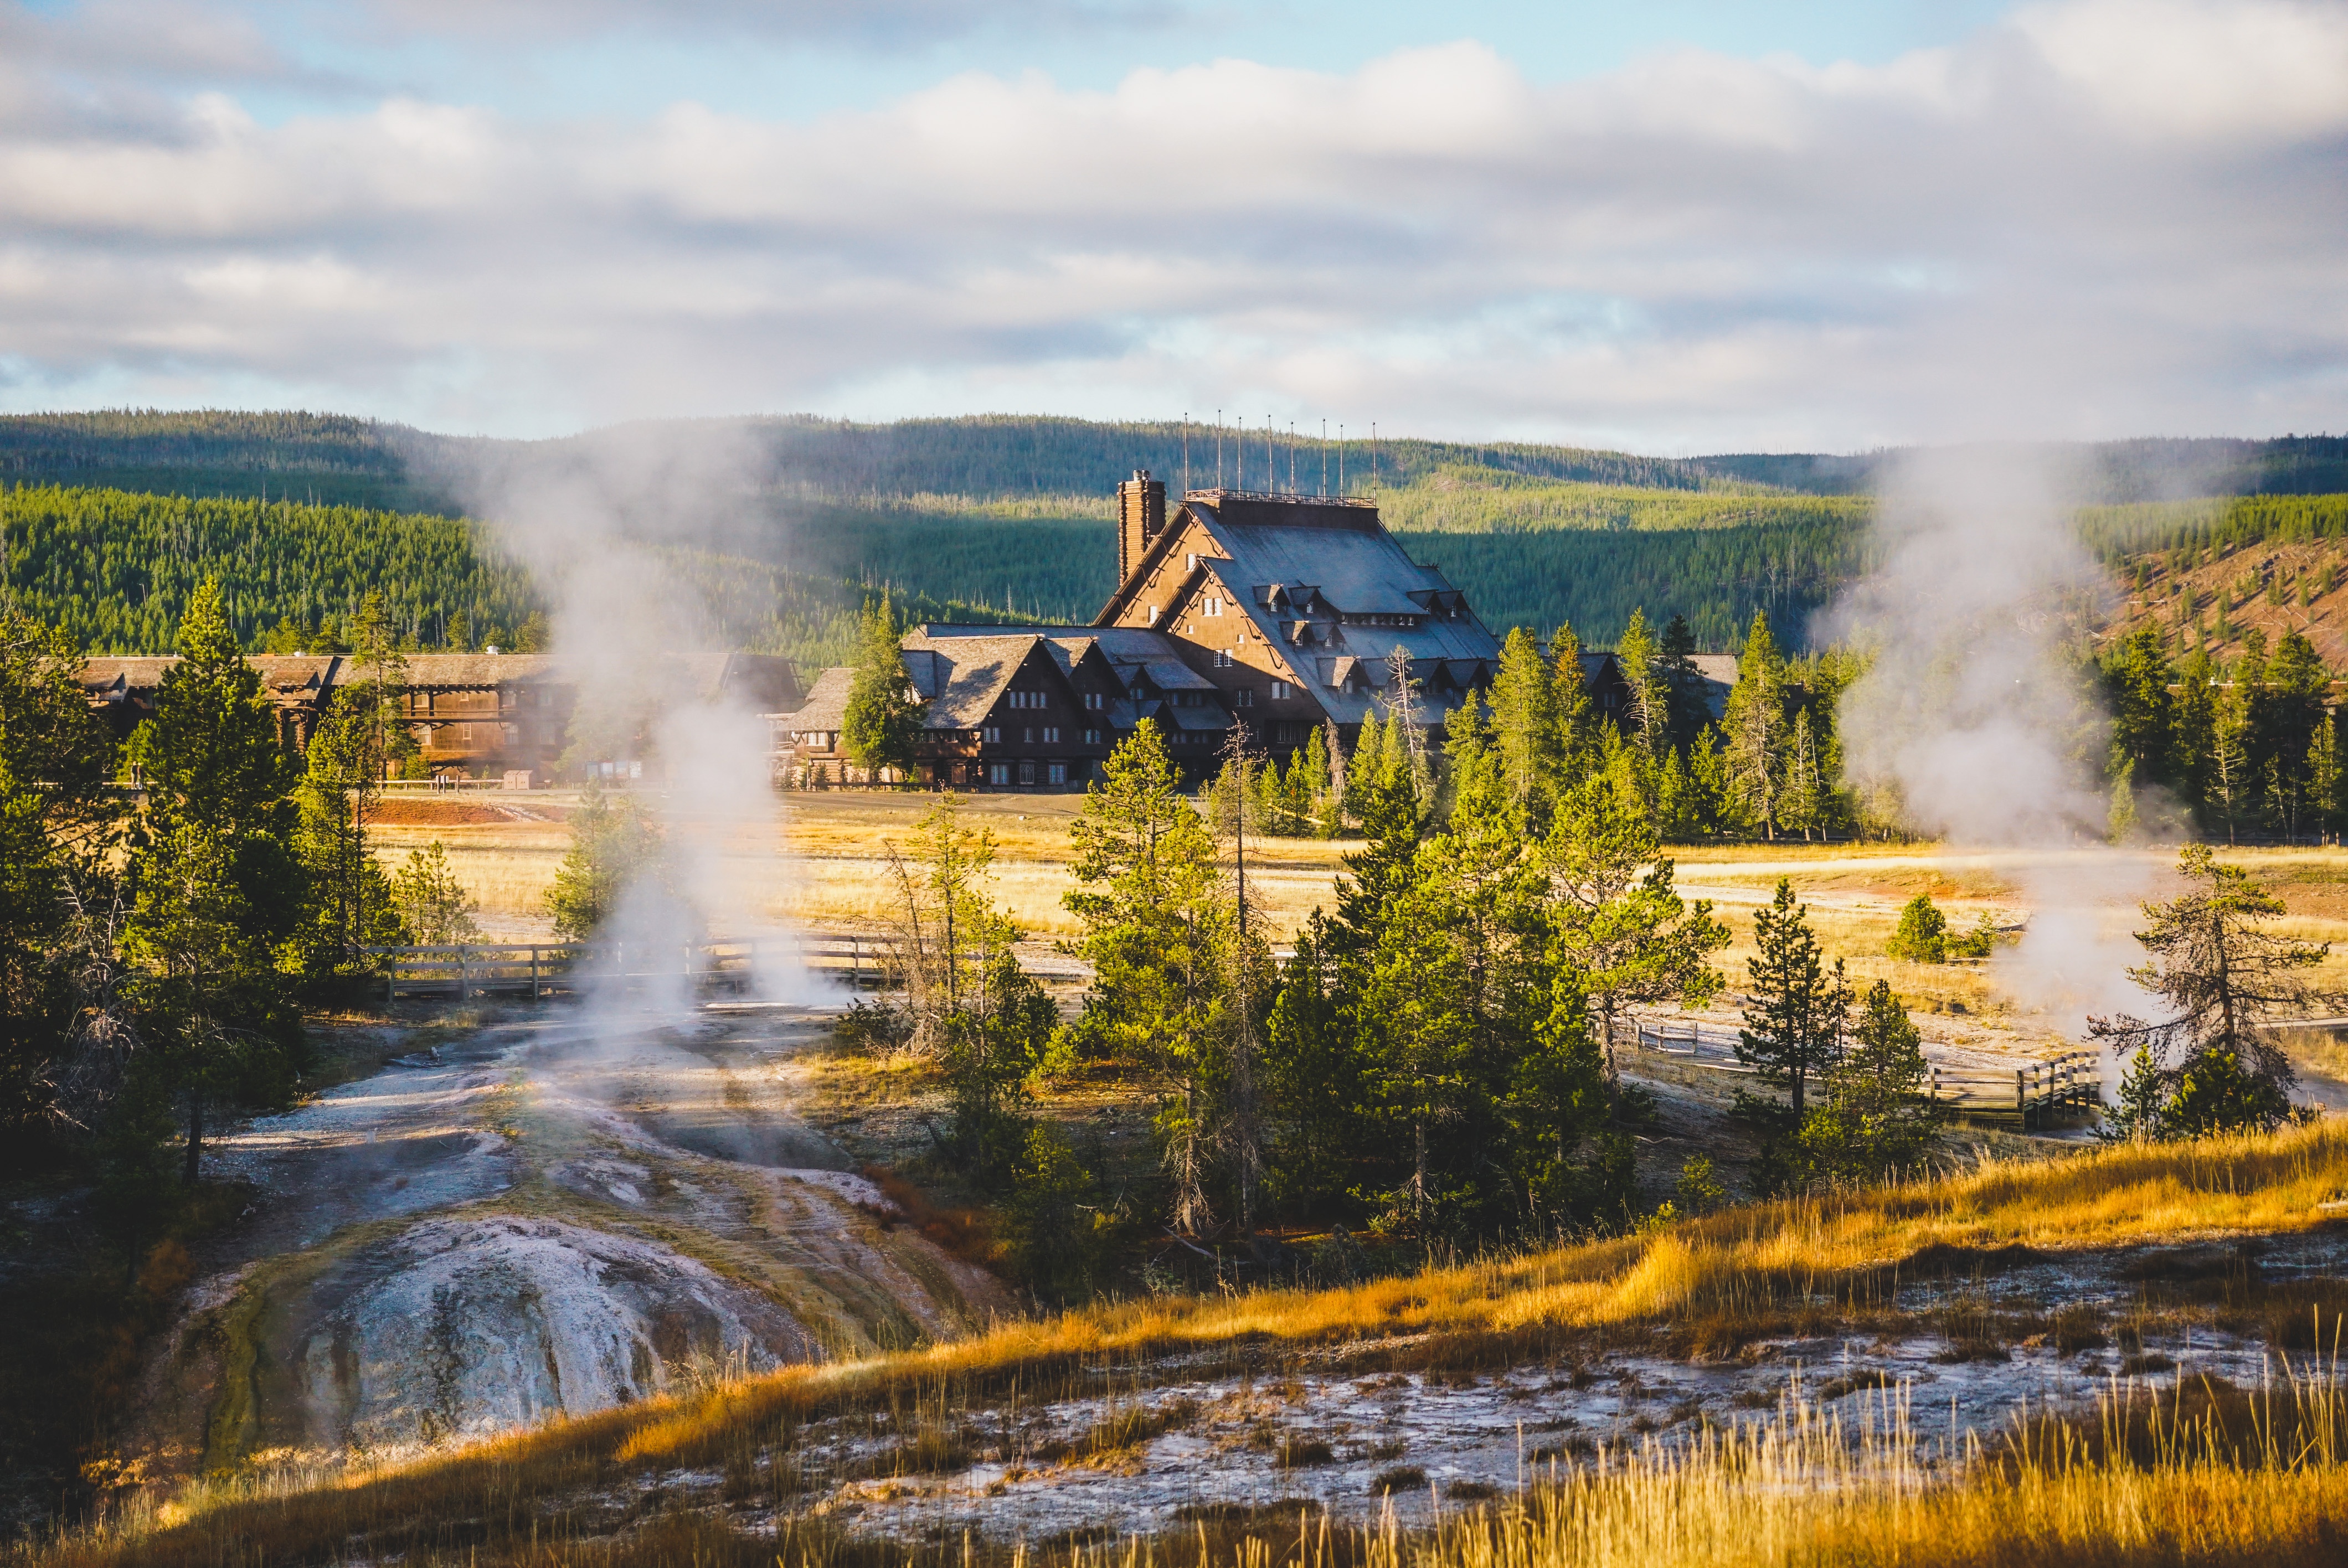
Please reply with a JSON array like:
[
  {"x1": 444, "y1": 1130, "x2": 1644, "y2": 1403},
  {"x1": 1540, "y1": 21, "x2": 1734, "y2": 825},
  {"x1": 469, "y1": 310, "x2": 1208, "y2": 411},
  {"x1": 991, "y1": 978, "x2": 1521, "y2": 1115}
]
[
  {"x1": 29, "y1": 1123, "x2": 2348, "y2": 1568},
  {"x1": 364, "y1": 793, "x2": 2348, "y2": 1002},
  {"x1": 1393, "y1": 1383, "x2": 2348, "y2": 1568}
]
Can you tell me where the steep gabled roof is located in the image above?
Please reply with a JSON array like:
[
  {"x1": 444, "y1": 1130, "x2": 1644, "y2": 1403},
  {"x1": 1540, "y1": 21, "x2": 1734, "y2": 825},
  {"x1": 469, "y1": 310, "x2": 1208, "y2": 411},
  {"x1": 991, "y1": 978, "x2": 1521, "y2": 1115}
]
[
  {"x1": 1686, "y1": 653, "x2": 1741, "y2": 720},
  {"x1": 81, "y1": 654, "x2": 348, "y2": 698},
  {"x1": 898, "y1": 630, "x2": 1118, "y2": 730},
  {"x1": 783, "y1": 667, "x2": 855, "y2": 733},
  {"x1": 1109, "y1": 494, "x2": 1498, "y2": 728},
  {"x1": 354, "y1": 654, "x2": 563, "y2": 689}
]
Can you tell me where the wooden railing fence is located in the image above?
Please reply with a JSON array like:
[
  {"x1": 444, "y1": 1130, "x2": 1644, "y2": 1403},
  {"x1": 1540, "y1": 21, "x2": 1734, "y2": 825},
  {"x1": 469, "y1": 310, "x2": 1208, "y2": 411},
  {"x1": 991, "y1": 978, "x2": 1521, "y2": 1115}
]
[
  {"x1": 363, "y1": 932, "x2": 887, "y2": 1001},
  {"x1": 1615, "y1": 1016, "x2": 2103, "y2": 1129}
]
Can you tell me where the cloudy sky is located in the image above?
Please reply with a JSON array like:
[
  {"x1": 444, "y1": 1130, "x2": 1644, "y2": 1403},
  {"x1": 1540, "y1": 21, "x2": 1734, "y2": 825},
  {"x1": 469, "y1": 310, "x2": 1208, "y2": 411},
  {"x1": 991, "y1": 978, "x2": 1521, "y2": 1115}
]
[{"x1": 0, "y1": 0, "x2": 2342, "y2": 448}]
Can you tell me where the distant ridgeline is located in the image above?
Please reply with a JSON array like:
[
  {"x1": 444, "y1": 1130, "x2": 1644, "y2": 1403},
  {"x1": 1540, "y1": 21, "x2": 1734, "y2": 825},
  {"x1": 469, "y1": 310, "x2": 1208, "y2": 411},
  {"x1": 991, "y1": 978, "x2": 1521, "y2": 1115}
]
[{"x1": 3, "y1": 410, "x2": 2345, "y2": 655}]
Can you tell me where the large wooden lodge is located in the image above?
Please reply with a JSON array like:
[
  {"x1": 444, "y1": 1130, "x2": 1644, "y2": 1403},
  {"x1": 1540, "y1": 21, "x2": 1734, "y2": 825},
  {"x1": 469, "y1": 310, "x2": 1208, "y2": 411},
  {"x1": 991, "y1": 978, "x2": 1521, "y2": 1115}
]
[
  {"x1": 780, "y1": 476, "x2": 1536, "y2": 788},
  {"x1": 80, "y1": 651, "x2": 798, "y2": 785}
]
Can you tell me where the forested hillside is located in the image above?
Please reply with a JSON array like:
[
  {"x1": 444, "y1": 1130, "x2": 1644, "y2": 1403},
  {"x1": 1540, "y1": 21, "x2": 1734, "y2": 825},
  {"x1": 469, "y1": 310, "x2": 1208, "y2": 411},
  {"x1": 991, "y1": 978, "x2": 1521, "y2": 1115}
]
[
  {"x1": 0, "y1": 486, "x2": 1013, "y2": 668},
  {"x1": 2089, "y1": 493, "x2": 2348, "y2": 668},
  {"x1": 4, "y1": 410, "x2": 2343, "y2": 657}
]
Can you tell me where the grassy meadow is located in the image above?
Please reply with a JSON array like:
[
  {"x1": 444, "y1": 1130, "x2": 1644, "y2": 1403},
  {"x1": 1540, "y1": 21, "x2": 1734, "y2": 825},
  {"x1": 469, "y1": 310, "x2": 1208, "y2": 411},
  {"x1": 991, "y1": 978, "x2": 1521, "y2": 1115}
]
[{"x1": 376, "y1": 791, "x2": 2348, "y2": 1040}]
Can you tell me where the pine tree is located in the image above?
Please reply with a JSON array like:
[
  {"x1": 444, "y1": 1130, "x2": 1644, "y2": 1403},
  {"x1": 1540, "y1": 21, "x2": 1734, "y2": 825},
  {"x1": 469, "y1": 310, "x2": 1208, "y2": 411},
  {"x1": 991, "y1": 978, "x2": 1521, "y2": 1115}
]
[
  {"x1": 1331, "y1": 730, "x2": 1426, "y2": 962},
  {"x1": 0, "y1": 608, "x2": 120, "y2": 1144},
  {"x1": 1683, "y1": 726, "x2": 1732, "y2": 840},
  {"x1": 544, "y1": 779, "x2": 664, "y2": 940},
  {"x1": 2103, "y1": 625, "x2": 2175, "y2": 786},
  {"x1": 1262, "y1": 917, "x2": 1362, "y2": 1219},
  {"x1": 1342, "y1": 709, "x2": 1386, "y2": 827},
  {"x1": 2086, "y1": 844, "x2": 2335, "y2": 1136},
  {"x1": 390, "y1": 842, "x2": 478, "y2": 946},
  {"x1": 1616, "y1": 608, "x2": 1665, "y2": 759},
  {"x1": 2171, "y1": 647, "x2": 2217, "y2": 816},
  {"x1": 1299, "y1": 724, "x2": 1337, "y2": 838},
  {"x1": 2208, "y1": 684, "x2": 2252, "y2": 844},
  {"x1": 1358, "y1": 702, "x2": 1542, "y2": 1243},
  {"x1": 1779, "y1": 708, "x2": 1821, "y2": 842},
  {"x1": 2100, "y1": 1041, "x2": 2167, "y2": 1143},
  {"x1": 1720, "y1": 612, "x2": 1786, "y2": 839},
  {"x1": 1063, "y1": 721, "x2": 1228, "y2": 1235},
  {"x1": 1487, "y1": 626, "x2": 1563, "y2": 819},
  {"x1": 1734, "y1": 879, "x2": 1846, "y2": 1121},
  {"x1": 2107, "y1": 756, "x2": 2139, "y2": 845},
  {"x1": 1795, "y1": 979, "x2": 1939, "y2": 1183},
  {"x1": 1542, "y1": 773, "x2": 1728, "y2": 1072},
  {"x1": 841, "y1": 593, "x2": 924, "y2": 781},
  {"x1": 294, "y1": 594, "x2": 412, "y2": 970},
  {"x1": 1206, "y1": 727, "x2": 1275, "y2": 1231},
  {"x1": 1656, "y1": 612, "x2": 1705, "y2": 751},
  {"x1": 2308, "y1": 713, "x2": 2341, "y2": 846},
  {"x1": 123, "y1": 579, "x2": 305, "y2": 1184},
  {"x1": 1549, "y1": 620, "x2": 1593, "y2": 774}
]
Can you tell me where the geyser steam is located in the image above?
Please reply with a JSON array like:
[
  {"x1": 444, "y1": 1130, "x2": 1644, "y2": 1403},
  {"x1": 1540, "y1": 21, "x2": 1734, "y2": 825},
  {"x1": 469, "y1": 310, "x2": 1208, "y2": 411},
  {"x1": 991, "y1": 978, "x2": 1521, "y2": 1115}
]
[
  {"x1": 449, "y1": 423, "x2": 814, "y2": 1015},
  {"x1": 1829, "y1": 446, "x2": 2151, "y2": 1041}
]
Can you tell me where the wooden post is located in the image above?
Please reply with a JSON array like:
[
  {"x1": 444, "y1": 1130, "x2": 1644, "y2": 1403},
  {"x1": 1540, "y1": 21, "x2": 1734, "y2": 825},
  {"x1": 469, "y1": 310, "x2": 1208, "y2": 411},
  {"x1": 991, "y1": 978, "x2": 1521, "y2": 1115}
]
[
  {"x1": 2016, "y1": 1068, "x2": 2027, "y2": 1126},
  {"x1": 460, "y1": 946, "x2": 472, "y2": 1002},
  {"x1": 387, "y1": 952, "x2": 397, "y2": 1007},
  {"x1": 532, "y1": 945, "x2": 540, "y2": 1000}
]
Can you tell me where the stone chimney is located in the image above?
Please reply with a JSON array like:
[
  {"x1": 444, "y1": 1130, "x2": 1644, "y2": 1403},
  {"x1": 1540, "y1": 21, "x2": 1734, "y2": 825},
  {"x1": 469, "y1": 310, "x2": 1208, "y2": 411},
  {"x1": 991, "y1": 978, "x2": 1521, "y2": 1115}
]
[{"x1": 1116, "y1": 469, "x2": 1167, "y2": 588}]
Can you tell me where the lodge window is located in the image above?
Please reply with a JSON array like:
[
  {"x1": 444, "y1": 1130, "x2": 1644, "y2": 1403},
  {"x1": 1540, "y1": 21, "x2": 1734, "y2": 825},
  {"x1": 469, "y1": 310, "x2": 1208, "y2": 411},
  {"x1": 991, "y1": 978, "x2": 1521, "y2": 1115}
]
[
  {"x1": 1175, "y1": 691, "x2": 1202, "y2": 706},
  {"x1": 1019, "y1": 761, "x2": 1036, "y2": 785},
  {"x1": 984, "y1": 726, "x2": 1000, "y2": 743},
  {"x1": 1084, "y1": 728, "x2": 1101, "y2": 744},
  {"x1": 1213, "y1": 649, "x2": 1234, "y2": 668},
  {"x1": 502, "y1": 723, "x2": 519, "y2": 746},
  {"x1": 1047, "y1": 762, "x2": 1068, "y2": 785},
  {"x1": 1234, "y1": 690, "x2": 1253, "y2": 708},
  {"x1": 1147, "y1": 606, "x2": 1160, "y2": 624},
  {"x1": 1084, "y1": 692, "x2": 1104, "y2": 710},
  {"x1": 1273, "y1": 679, "x2": 1293, "y2": 699},
  {"x1": 989, "y1": 762, "x2": 1011, "y2": 785},
  {"x1": 1043, "y1": 726, "x2": 1060, "y2": 743},
  {"x1": 1023, "y1": 727, "x2": 1034, "y2": 744},
  {"x1": 1203, "y1": 596, "x2": 1223, "y2": 617}
]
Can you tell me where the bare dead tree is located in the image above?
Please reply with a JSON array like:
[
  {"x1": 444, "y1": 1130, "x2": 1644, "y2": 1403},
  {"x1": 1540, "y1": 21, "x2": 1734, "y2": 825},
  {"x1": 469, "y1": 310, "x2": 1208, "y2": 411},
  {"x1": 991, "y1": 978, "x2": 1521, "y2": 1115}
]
[{"x1": 2088, "y1": 844, "x2": 2341, "y2": 1133}]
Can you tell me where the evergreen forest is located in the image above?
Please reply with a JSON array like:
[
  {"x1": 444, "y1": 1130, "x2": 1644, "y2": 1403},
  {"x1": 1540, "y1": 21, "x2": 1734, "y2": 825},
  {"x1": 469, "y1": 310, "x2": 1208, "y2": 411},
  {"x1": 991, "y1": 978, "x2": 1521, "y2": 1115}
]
[{"x1": 6, "y1": 410, "x2": 2346, "y2": 661}]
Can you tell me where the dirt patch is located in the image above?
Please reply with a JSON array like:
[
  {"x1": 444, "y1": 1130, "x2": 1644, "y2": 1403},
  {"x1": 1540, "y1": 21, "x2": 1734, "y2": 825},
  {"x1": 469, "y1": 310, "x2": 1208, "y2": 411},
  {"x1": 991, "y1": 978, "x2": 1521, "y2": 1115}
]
[{"x1": 372, "y1": 798, "x2": 573, "y2": 826}]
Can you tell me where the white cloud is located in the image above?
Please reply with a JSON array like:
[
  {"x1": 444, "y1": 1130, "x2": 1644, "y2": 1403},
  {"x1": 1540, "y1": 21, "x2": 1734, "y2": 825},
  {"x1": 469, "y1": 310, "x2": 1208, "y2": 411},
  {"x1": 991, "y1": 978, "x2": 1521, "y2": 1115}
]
[{"x1": 0, "y1": 0, "x2": 2342, "y2": 444}]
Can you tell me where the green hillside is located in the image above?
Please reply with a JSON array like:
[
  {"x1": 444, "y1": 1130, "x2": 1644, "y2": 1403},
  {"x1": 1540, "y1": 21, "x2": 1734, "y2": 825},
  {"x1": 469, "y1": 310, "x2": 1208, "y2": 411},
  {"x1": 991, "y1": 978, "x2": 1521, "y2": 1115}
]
[
  {"x1": 0, "y1": 485, "x2": 1016, "y2": 669},
  {"x1": 4, "y1": 411, "x2": 2342, "y2": 658}
]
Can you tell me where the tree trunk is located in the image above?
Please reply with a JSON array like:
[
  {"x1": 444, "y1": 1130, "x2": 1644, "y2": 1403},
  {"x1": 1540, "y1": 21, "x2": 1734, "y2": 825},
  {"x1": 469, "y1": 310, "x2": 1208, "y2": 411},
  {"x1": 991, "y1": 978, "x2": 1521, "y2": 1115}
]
[{"x1": 183, "y1": 1091, "x2": 204, "y2": 1185}]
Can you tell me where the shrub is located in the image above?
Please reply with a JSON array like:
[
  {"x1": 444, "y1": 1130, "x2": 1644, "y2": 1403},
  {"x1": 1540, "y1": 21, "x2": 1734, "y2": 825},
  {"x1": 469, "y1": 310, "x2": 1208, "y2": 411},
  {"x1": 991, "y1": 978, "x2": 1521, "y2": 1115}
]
[
  {"x1": 1947, "y1": 912, "x2": 2003, "y2": 959},
  {"x1": 1885, "y1": 895, "x2": 1947, "y2": 962}
]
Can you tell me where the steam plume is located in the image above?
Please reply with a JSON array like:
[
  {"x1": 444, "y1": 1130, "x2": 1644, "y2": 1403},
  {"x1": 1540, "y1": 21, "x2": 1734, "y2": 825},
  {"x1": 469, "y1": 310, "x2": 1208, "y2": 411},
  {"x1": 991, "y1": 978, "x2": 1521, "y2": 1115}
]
[
  {"x1": 1829, "y1": 446, "x2": 2152, "y2": 1043},
  {"x1": 447, "y1": 424, "x2": 819, "y2": 1018}
]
